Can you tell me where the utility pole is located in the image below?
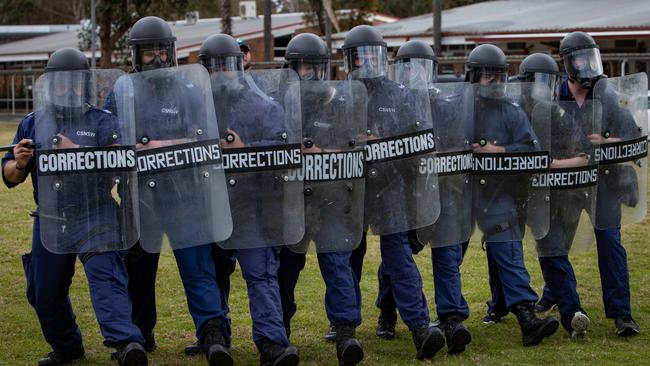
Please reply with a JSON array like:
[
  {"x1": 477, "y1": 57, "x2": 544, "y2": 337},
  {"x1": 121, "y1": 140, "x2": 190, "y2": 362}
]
[
  {"x1": 433, "y1": 0, "x2": 442, "y2": 56},
  {"x1": 91, "y1": 0, "x2": 96, "y2": 68},
  {"x1": 264, "y1": 0, "x2": 272, "y2": 61}
]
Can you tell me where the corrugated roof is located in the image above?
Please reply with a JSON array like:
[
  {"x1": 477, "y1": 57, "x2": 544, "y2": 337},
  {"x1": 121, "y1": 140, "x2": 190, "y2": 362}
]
[
  {"x1": 0, "y1": 13, "x2": 306, "y2": 61},
  {"x1": 333, "y1": 0, "x2": 650, "y2": 40}
]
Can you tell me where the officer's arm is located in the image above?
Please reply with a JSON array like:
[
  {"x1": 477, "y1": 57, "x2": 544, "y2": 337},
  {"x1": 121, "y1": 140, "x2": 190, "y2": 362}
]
[
  {"x1": 2, "y1": 121, "x2": 33, "y2": 187},
  {"x1": 504, "y1": 107, "x2": 540, "y2": 152},
  {"x1": 252, "y1": 100, "x2": 289, "y2": 147}
]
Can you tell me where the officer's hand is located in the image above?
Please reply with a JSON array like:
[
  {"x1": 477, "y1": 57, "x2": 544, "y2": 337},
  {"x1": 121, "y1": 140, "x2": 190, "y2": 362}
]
[
  {"x1": 472, "y1": 142, "x2": 505, "y2": 153},
  {"x1": 55, "y1": 134, "x2": 79, "y2": 149},
  {"x1": 13, "y1": 139, "x2": 33, "y2": 169},
  {"x1": 136, "y1": 140, "x2": 166, "y2": 150},
  {"x1": 588, "y1": 134, "x2": 621, "y2": 144},
  {"x1": 221, "y1": 128, "x2": 245, "y2": 149},
  {"x1": 303, "y1": 144, "x2": 323, "y2": 153}
]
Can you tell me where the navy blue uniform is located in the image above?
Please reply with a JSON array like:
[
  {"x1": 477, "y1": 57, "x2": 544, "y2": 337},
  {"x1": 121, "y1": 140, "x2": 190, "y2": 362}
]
[
  {"x1": 375, "y1": 89, "x2": 471, "y2": 322},
  {"x1": 473, "y1": 96, "x2": 540, "y2": 310},
  {"x1": 557, "y1": 79, "x2": 637, "y2": 320},
  {"x1": 213, "y1": 84, "x2": 290, "y2": 349},
  {"x1": 527, "y1": 99, "x2": 592, "y2": 333},
  {"x1": 105, "y1": 74, "x2": 230, "y2": 344},
  {"x1": 2, "y1": 110, "x2": 144, "y2": 355},
  {"x1": 277, "y1": 84, "x2": 363, "y2": 337},
  {"x1": 362, "y1": 76, "x2": 431, "y2": 330}
]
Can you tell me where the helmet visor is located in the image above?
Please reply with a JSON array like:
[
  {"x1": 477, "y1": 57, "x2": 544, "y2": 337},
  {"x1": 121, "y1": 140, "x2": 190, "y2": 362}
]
[
  {"x1": 288, "y1": 59, "x2": 329, "y2": 81},
  {"x1": 345, "y1": 45, "x2": 388, "y2": 79},
  {"x1": 201, "y1": 56, "x2": 244, "y2": 74},
  {"x1": 563, "y1": 47, "x2": 603, "y2": 81},
  {"x1": 396, "y1": 58, "x2": 438, "y2": 83}
]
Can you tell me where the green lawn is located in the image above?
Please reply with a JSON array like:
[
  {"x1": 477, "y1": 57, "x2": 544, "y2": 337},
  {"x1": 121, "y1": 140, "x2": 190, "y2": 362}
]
[{"x1": 0, "y1": 122, "x2": 648, "y2": 365}]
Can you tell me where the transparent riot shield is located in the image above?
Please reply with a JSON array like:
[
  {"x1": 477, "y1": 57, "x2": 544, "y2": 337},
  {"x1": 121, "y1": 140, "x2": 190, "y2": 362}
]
[
  {"x1": 416, "y1": 82, "x2": 473, "y2": 248},
  {"x1": 34, "y1": 69, "x2": 139, "y2": 254},
  {"x1": 593, "y1": 73, "x2": 648, "y2": 229},
  {"x1": 287, "y1": 80, "x2": 367, "y2": 254},
  {"x1": 471, "y1": 82, "x2": 551, "y2": 243},
  {"x1": 214, "y1": 69, "x2": 304, "y2": 249},
  {"x1": 533, "y1": 99, "x2": 599, "y2": 256},
  {"x1": 354, "y1": 63, "x2": 440, "y2": 236},
  {"x1": 114, "y1": 64, "x2": 233, "y2": 252}
]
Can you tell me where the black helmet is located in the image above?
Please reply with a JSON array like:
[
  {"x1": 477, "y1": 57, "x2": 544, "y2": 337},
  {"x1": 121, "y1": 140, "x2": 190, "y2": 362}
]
[
  {"x1": 199, "y1": 34, "x2": 244, "y2": 73},
  {"x1": 342, "y1": 25, "x2": 388, "y2": 78},
  {"x1": 44, "y1": 48, "x2": 89, "y2": 73},
  {"x1": 519, "y1": 53, "x2": 559, "y2": 76},
  {"x1": 128, "y1": 16, "x2": 177, "y2": 72},
  {"x1": 395, "y1": 40, "x2": 438, "y2": 83},
  {"x1": 518, "y1": 53, "x2": 561, "y2": 102},
  {"x1": 285, "y1": 33, "x2": 329, "y2": 81},
  {"x1": 559, "y1": 32, "x2": 602, "y2": 88},
  {"x1": 44, "y1": 48, "x2": 91, "y2": 110},
  {"x1": 466, "y1": 44, "x2": 508, "y2": 99},
  {"x1": 465, "y1": 44, "x2": 508, "y2": 82}
]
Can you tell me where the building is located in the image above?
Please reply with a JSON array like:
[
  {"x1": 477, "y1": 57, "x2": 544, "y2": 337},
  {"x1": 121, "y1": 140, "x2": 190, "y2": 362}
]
[{"x1": 332, "y1": 0, "x2": 650, "y2": 77}]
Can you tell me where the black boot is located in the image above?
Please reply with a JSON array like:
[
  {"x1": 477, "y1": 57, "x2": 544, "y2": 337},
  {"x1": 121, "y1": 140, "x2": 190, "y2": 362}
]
[
  {"x1": 111, "y1": 343, "x2": 148, "y2": 366},
  {"x1": 323, "y1": 324, "x2": 337, "y2": 342},
  {"x1": 202, "y1": 318, "x2": 233, "y2": 366},
  {"x1": 411, "y1": 325, "x2": 445, "y2": 360},
  {"x1": 258, "y1": 339, "x2": 300, "y2": 366},
  {"x1": 615, "y1": 316, "x2": 640, "y2": 337},
  {"x1": 38, "y1": 347, "x2": 85, "y2": 366},
  {"x1": 143, "y1": 333, "x2": 156, "y2": 353},
  {"x1": 184, "y1": 340, "x2": 203, "y2": 356},
  {"x1": 440, "y1": 315, "x2": 471, "y2": 354},
  {"x1": 335, "y1": 325, "x2": 364, "y2": 366},
  {"x1": 512, "y1": 301, "x2": 559, "y2": 346},
  {"x1": 376, "y1": 309, "x2": 397, "y2": 339}
]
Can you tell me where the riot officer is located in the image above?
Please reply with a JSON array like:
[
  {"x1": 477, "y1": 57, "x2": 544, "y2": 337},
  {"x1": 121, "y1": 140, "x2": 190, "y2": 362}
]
[
  {"x1": 378, "y1": 40, "x2": 472, "y2": 354},
  {"x1": 519, "y1": 52, "x2": 593, "y2": 338},
  {"x1": 2, "y1": 48, "x2": 147, "y2": 365},
  {"x1": 467, "y1": 44, "x2": 560, "y2": 346},
  {"x1": 558, "y1": 31, "x2": 641, "y2": 336},
  {"x1": 106, "y1": 16, "x2": 233, "y2": 365},
  {"x1": 343, "y1": 25, "x2": 445, "y2": 360},
  {"x1": 276, "y1": 32, "x2": 364, "y2": 366},
  {"x1": 197, "y1": 33, "x2": 300, "y2": 366}
]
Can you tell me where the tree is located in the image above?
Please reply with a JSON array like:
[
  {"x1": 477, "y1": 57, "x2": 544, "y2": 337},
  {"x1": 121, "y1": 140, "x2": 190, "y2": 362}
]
[{"x1": 78, "y1": 0, "x2": 193, "y2": 68}]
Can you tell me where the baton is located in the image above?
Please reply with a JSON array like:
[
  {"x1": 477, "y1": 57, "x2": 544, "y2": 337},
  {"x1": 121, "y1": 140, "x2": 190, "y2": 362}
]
[{"x1": 0, "y1": 141, "x2": 35, "y2": 152}]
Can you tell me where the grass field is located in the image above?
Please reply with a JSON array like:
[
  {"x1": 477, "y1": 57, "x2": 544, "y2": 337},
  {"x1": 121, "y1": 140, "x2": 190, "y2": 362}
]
[{"x1": 0, "y1": 121, "x2": 648, "y2": 365}]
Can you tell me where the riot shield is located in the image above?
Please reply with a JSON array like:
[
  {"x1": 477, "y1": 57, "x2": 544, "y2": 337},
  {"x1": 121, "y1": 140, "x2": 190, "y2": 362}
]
[
  {"x1": 288, "y1": 80, "x2": 367, "y2": 253},
  {"x1": 34, "y1": 69, "x2": 139, "y2": 254},
  {"x1": 416, "y1": 82, "x2": 473, "y2": 248},
  {"x1": 471, "y1": 82, "x2": 551, "y2": 243},
  {"x1": 533, "y1": 99, "x2": 599, "y2": 256},
  {"x1": 114, "y1": 64, "x2": 233, "y2": 252},
  {"x1": 356, "y1": 63, "x2": 440, "y2": 236},
  {"x1": 214, "y1": 69, "x2": 304, "y2": 250},
  {"x1": 593, "y1": 73, "x2": 648, "y2": 229}
]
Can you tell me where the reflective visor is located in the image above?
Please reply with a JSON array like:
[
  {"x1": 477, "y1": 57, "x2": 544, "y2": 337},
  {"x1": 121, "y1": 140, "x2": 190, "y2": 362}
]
[
  {"x1": 563, "y1": 48, "x2": 603, "y2": 80},
  {"x1": 201, "y1": 56, "x2": 244, "y2": 74},
  {"x1": 345, "y1": 45, "x2": 388, "y2": 78}
]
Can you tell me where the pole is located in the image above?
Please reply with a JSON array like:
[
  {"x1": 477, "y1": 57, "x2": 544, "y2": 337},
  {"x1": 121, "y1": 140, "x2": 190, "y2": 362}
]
[
  {"x1": 433, "y1": 0, "x2": 442, "y2": 56},
  {"x1": 91, "y1": 0, "x2": 97, "y2": 69}
]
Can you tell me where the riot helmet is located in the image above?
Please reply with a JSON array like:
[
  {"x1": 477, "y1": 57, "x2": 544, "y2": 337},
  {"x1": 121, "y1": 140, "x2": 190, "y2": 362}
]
[
  {"x1": 199, "y1": 33, "x2": 245, "y2": 74},
  {"x1": 128, "y1": 16, "x2": 177, "y2": 72},
  {"x1": 559, "y1": 32, "x2": 603, "y2": 89},
  {"x1": 342, "y1": 25, "x2": 388, "y2": 79},
  {"x1": 44, "y1": 48, "x2": 90, "y2": 109},
  {"x1": 518, "y1": 53, "x2": 561, "y2": 101},
  {"x1": 465, "y1": 44, "x2": 508, "y2": 98},
  {"x1": 285, "y1": 33, "x2": 330, "y2": 81},
  {"x1": 394, "y1": 40, "x2": 438, "y2": 83}
]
